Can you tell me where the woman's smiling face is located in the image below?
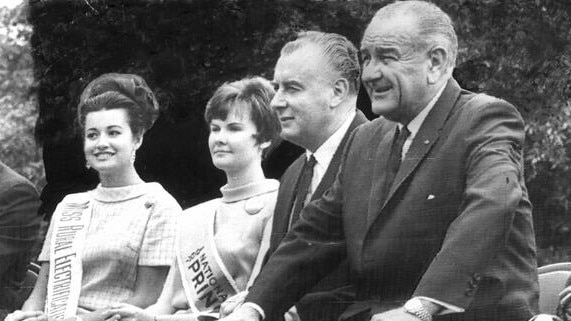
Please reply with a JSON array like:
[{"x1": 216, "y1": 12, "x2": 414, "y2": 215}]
[{"x1": 84, "y1": 108, "x2": 141, "y2": 176}]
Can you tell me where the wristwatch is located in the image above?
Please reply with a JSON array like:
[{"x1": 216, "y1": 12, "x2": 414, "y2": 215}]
[{"x1": 403, "y1": 298, "x2": 433, "y2": 321}]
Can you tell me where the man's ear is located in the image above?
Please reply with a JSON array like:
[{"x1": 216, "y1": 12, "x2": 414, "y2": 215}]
[
  {"x1": 427, "y1": 46, "x2": 449, "y2": 84},
  {"x1": 330, "y1": 78, "x2": 350, "y2": 108}
]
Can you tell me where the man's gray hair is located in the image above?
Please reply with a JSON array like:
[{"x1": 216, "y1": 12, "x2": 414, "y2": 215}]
[
  {"x1": 281, "y1": 31, "x2": 361, "y2": 95},
  {"x1": 375, "y1": 0, "x2": 458, "y2": 69}
]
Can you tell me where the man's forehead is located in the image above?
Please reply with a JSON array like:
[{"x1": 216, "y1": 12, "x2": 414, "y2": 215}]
[
  {"x1": 361, "y1": 15, "x2": 418, "y2": 49},
  {"x1": 273, "y1": 47, "x2": 326, "y2": 81}
]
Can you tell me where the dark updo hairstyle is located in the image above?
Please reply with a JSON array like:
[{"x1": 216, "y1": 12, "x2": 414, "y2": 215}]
[
  {"x1": 204, "y1": 76, "x2": 280, "y2": 152},
  {"x1": 78, "y1": 73, "x2": 160, "y2": 137}
]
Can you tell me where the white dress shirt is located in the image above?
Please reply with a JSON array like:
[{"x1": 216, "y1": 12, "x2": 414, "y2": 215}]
[
  {"x1": 400, "y1": 82, "x2": 446, "y2": 158},
  {"x1": 306, "y1": 109, "x2": 356, "y2": 200}
]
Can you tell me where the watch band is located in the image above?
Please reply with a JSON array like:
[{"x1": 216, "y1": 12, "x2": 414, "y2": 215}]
[{"x1": 403, "y1": 298, "x2": 433, "y2": 321}]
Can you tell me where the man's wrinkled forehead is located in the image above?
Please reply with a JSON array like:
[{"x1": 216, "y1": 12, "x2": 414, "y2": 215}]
[
  {"x1": 360, "y1": 17, "x2": 390, "y2": 49},
  {"x1": 360, "y1": 15, "x2": 417, "y2": 50},
  {"x1": 361, "y1": 23, "x2": 391, "y2": 52}
]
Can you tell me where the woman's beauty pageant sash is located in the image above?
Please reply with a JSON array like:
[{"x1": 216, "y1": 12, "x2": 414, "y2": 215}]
[
  {"x1": 45, "y1": 194, "x2": 92, "y2": 320},
  {"x1": 177, "y1": 199, "x2": 270, "y2": 320}
]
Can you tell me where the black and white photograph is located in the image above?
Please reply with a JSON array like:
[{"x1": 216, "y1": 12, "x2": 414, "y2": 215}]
[{"x1": 1, "y1": 1, "x2": 570, "y2": 321}]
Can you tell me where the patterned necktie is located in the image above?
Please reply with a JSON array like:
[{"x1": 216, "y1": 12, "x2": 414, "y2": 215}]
[
  {"x1": 289, "y1": 154, "x2": 317, "y2": 230},
  {"x1": 384, "y1": 126, "x2": 411, "y2": 195}
]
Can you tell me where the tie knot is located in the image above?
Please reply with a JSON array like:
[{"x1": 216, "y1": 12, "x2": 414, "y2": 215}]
[
  {"x1": 399, "y1": 126, "x2": 411, "y2": 139},
  {"x1": 306, "y1": 154, "x2": 317, "y2": 167}
]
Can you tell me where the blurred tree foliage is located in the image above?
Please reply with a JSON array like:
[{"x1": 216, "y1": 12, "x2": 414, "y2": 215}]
[
  {"x1": 0, "y1": 5, "x2": 43, "y2": 186},
  {"x1": 17, "y1": 0, "x2": 571, "y2": 262}
]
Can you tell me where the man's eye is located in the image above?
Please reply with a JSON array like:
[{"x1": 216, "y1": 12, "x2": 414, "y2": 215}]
[{"x1": 379, "y1": 55, "x2": 395, "y2": 63}]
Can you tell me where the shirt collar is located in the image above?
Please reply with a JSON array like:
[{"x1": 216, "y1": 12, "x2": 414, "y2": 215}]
[
  {"x1": 93, "y1": 182, "x2": 153, "y2": 203},
  {"x1": 307, "y1": 109, "x2": 356, "y2": 168},
  {"x1": 400, "y1": 82, "x2": 447, "y2": 139}
]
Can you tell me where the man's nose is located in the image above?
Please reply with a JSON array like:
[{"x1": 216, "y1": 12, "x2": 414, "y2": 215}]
[
  {"x1": 270, "y1": 91, "x2": 286, "y2": 110},
  {"x1": 361, "y1": 62, "x2": 382, "y2": 84}
]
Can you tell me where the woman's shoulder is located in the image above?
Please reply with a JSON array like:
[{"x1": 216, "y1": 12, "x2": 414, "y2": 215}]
[
  {"x1": 258, "y1": 179, "x2": 279, "y2": 200},
  {"x1": 60, "y1": 190, "x2": 93, "y2": 204},
  {"x1": 140, "y1": 181, "x2": 169, "y2": 195},
  {"x1": 50, "y1": 191, "x2": 93, "y2": 220},
  {"x1": 261, "y1": 178, "x2": 279, "y2": 192},
  {"x1": 182, "y1": 198, "x2": 221, "y2": 216},
  {"x1": 245, "y1": 179, "x2": 279, "y2": 199},
  {"x1": 243, "y1": 179, "x2": 279, "y2": 216},
  {"x1": 140, "y1": 182, "x2": 181, "y2": 208}
]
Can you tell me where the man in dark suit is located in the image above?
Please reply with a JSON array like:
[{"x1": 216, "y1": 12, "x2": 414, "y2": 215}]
[
  {"x1": 221, "y1": 1, "x2": 538, "y2": 321},
  {"x1": 0, "y1": 161, "x2": 41, "y2": 320},
  {"x1": 267, "y1": 31, "x2": 367, "y2": 321},
  {"x1": 222, "y1": 31, "x2": 367, "y2": 321}
]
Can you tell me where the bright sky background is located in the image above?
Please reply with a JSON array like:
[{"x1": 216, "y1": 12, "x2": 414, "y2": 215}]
[{"x1": 0, "y1": 0, "x2": 23, "y2": 8}]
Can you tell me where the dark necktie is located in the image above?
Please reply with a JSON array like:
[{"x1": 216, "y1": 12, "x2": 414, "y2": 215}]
[
  {"x1": 289, "y1": 154, "x2": 317, "y2": 230},
  {"x1": 384, "y1": 126, "x2": 411, "y2": 195}
]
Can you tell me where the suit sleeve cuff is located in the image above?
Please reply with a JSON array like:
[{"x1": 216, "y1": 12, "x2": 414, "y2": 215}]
[
  {"x1": 242, "y1": 302, "x2": 266, "y2": 320},
  {"x1": 415, "y1": 296, "x2": 465, "y2": 315}
]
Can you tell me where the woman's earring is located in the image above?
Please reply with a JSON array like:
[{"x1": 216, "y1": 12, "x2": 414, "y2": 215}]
[
  {"x1": 85, "y1": 161, "x2": 90, "y2": 169},
  {"x1": 131, "y1": 150, "x2": 136, "y2": 164}
]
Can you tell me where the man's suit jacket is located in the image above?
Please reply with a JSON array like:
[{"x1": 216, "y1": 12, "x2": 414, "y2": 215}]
[
  {"x1": 247, "y1": 79, "x2": 538, "y2": 321},
  {"x1": 267, "y1": 110, "x2": 367, "y2": 321},
  {"x1": 0, "y1": 161, "x2": 41, "y2": 318}
]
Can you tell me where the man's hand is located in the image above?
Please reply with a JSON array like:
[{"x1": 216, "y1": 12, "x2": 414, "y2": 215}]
[
  {"x1": 80, "y1": 309, "x2": 120, "y2": 321},
  {"x1": 218, "y1": 305, "x2": 261, "y2": 321},
  {"x1": 370, "y1": 308, "x2": 421, "y2": 321},
  {"x1": 4, "y1": 311, "x2": 47, "y2": 321},
  {"x1": 220, "y1": 291, "x2": 248, "y2": 318}
]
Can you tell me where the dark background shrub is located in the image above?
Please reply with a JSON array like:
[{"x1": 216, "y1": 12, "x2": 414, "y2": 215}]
[{"x1": 18, "y1": 0, "x2": 571, "y2": 264}]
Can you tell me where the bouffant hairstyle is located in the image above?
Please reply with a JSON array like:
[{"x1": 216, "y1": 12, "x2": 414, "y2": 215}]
[
  {"x1": 78, "y1": 73, "x2": 160, "y2": 137},
  {"x1": 204, "y1": 76, "x2": 280, "y2": 148}
]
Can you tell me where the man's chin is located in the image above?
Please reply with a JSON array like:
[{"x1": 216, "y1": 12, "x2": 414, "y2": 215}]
[
  {"x1": 280, "y1": 131, "x2": 299, "y2": 144},
  {"x1": 371, "y1": 103, "x2": 396, "y2": 117}
]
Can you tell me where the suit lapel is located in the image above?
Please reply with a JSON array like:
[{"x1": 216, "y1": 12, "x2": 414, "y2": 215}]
[
  {"x1": 369, "y1": 79, "x2": 462, "y2": 226},
  {"x1": 366, "y1": 121, "x2": 398, "y2": 225},
  {"x1": 312, "y1": 110, "x2": 368, "y2": 200},
  {"x1": 268, "y1": 156, "x2": 305, "y2": 255},
  {"x1": 269, "y1": 110, "x2": 368, "y2": 256}
]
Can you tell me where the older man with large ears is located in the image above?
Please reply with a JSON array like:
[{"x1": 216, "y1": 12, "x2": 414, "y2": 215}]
[{"x1": 222, "y1": 1, "x2": 538, "y2": 321}]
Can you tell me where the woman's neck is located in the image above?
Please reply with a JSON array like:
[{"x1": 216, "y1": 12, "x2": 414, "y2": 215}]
[
  {"x1": 225, "y1": 163, "x2": 265, "y2": 189},
  {"x1": 99, "y1": 166, "x2": 144, "y2": 187}
]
